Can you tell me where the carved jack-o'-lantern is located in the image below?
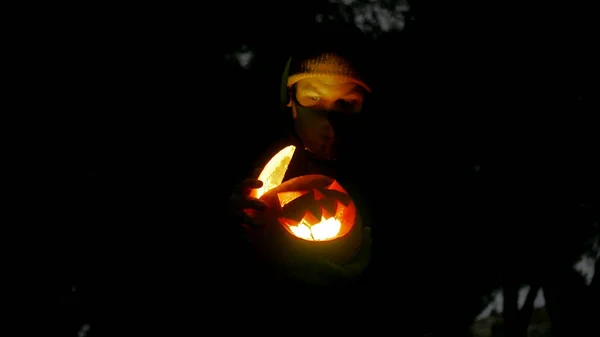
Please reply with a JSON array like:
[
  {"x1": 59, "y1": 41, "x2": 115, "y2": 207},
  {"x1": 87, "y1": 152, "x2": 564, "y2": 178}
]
[{"x1": 248, "y1": 145, "x2": 363, "y2": 266}]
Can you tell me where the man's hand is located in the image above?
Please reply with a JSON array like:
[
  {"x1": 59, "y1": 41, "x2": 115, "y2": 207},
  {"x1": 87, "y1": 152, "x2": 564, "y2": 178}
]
[
  {"x1": 289, "y1": 227, "x2": 372, "y2": 285},
  {"x1": 228, "y1": 170, "x2": 267, "y2": 228}
]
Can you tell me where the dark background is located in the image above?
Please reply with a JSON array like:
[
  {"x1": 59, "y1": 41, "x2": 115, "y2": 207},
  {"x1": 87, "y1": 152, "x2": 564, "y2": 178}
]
[{"x1": 28, "y1": 1, "x2": 597, "y2": 336}]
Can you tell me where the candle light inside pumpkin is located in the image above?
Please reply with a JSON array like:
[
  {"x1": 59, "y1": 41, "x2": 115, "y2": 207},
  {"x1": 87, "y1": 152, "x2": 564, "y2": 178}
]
[{"x1": 289, "y1": 216, "x2": 342, "y2": 241}]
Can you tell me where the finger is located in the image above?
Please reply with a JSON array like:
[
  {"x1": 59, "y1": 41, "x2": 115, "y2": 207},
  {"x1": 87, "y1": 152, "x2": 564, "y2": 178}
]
[
  {"x1": 316, "y1": 258, "x2": 345, "y2": 275},
  {"x1": 312, "y1": 230, "x2": 373, "y2": 280},
  {"x1": 289, "y1": 258, "x2": 343, "y2": 285},
  {"x1": 241, "y1": 211, "x2": 263, "y2": 228},
  {"x1": 240, "y1": 178, "x2": 263, "y2": 190},
  {"x1": 343, "y1": 236, "x2": 372, "y2": 277},
  {"x1": 309, "y1": 258, "x2": 347, "y2": 284},
  {"x1": 243, "y1": 196, "x2": 267, "y2": 210},
  {"x1": 229, "y1": 207, "x2": 264, "y2": 228},
  {"x1": 229, "y1": 193, "x2": 266, "y2": 211}
]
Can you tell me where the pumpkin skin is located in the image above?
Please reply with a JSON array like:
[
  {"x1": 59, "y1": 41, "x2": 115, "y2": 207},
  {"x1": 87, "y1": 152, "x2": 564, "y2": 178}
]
[{"x1": 250, "y1": 174, "x2": 363, "y2": 267}]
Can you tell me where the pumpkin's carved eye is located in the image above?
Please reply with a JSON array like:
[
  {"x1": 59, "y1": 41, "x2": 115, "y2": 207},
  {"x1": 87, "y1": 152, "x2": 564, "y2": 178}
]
[
  {"x1": 276, "y1": 187, "x2": 329, "y2": 208},
  {"x1": 277, "y1": 190, "x2": 309, "y2": 207}
]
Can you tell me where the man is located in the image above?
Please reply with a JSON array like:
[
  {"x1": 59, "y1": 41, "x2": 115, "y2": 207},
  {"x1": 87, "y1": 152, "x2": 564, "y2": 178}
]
[{"x1": 228, "y1": 21, "x2": 375, "y2": 289}]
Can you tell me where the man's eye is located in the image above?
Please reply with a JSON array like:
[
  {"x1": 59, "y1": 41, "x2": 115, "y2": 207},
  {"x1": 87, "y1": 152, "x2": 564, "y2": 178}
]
[{"x1": 310, "y1": 97, "x2": 321, "y2": 101}]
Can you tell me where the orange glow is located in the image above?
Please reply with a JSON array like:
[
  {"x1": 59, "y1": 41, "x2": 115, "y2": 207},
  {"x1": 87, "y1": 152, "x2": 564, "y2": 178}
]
[
  {"x1": 277, "y1": 190, "x2": 309, "y2": 207},
  {"x1": 288, "y1": 215, "x2": 342, "y2": 241},
  {"x1": 326, "y1": 180, "x2": 346, "y2": 194},
  {"x1": 279, "y1": 200, "x2": 354, "y2": 241},
  {"x1": 252, "y1": 146, "x2": 356, "y2": 243}
]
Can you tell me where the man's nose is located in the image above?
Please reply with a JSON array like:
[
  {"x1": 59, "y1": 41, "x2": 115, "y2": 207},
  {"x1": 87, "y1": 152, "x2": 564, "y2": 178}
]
[{"x1": 323, "y1": 101, "x2": 340, "y2": 113}]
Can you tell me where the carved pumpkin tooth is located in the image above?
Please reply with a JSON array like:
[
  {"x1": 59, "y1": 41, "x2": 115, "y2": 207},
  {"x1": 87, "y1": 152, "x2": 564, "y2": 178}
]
[
  {"x1": 278, "y1": 217, "x2": 299, "y2": 227},
  {"x1": 334, "y1": 201, "x2": 346, "y2": 218},
  {"x1": 301, "y1": 211, "x2": 320, "y2": 225},
  {"x1": 313, "y1": 188, "x2": 325, "y2": 200},
  {"x1": 321, "y1": 206, "x2": 334, "y2": 219}
]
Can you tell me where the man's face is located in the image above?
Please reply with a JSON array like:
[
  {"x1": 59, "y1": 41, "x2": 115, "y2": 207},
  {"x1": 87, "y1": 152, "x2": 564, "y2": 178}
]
[{"x1": 290, "y1": 75, "x2": 366, "y2": 160}]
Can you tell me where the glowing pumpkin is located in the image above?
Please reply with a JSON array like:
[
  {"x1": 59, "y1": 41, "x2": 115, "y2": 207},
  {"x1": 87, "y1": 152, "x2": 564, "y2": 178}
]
[{"x1": 248, "y1": 145, "x2": 363, "y2": 266}]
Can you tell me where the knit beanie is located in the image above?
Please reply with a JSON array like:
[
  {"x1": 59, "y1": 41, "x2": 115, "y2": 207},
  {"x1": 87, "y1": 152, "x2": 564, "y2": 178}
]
[{"x1": 280, "y1": 21, "x2": 372, "y2": 111}]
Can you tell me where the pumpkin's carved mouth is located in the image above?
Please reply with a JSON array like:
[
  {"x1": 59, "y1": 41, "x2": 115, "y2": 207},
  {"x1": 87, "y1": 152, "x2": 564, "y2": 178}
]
[
  {"x1": 284, "y1": 215, "x2": 341, "y2": 241},
  {"x1": 276, "y1": 185, "x2": 353, "y2": 241}
]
